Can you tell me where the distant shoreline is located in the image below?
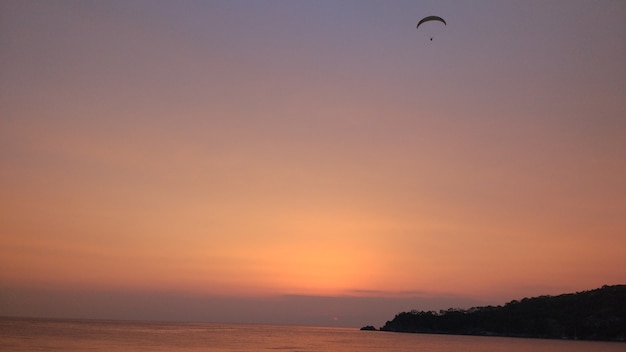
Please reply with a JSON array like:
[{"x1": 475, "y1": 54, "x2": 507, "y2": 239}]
[
  {"x1": 365, "y1": 328, "x2": 626, "y2": 343},
  {"x1": 362, "y1": 285, "x2": 626, "y2": 342}
]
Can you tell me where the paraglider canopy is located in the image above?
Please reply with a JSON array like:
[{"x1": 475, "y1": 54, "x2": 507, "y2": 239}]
[
  {"x1": 416, "y1": 16, "x2": 446, "y2": 41},
  {"x1": 416, "y1": 16, "x2": 446, "y2": 29}
]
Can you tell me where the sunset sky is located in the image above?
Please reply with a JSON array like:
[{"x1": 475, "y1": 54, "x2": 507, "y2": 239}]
[{"x1": 1, "y1": 0, "x2": 625, "y2": 327}]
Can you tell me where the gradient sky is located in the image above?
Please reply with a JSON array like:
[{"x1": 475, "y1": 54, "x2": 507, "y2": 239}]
[{"x1": 1, "y1": 0, "x2": 625, "y2": 327}]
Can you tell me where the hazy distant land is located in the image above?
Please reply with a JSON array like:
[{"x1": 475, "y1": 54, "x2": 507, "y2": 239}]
[{"x1": 363, "y1": 285, "x2": 625, "y2": 341}]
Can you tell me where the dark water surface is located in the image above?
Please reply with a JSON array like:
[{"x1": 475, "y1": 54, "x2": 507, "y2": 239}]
[{"x1": 0, "y1": 317, "x2": 623, "y2": 351}]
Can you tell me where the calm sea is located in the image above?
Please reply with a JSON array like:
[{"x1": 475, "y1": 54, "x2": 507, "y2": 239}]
[{"x1": 0, "y1": 317, "x2": 623, "y2": 351}]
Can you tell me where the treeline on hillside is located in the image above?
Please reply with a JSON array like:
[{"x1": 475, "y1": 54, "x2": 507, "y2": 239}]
[{"x1": 377, "y1": 285, "x2": 625, "y2": 341}]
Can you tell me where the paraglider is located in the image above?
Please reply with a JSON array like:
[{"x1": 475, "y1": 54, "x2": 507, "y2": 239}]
[{"x1": 416, "y1": 16, "x2": 446, "y2": 41}]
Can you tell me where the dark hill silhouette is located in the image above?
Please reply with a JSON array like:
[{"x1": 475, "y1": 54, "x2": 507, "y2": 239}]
[{"x1": 374, "y1": 285, "x2": 625, "y2": 341}]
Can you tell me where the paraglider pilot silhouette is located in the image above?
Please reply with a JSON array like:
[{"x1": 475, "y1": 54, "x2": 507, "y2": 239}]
[{"x1": 417, "y1": 16, "x2": 446, "y2": 41}]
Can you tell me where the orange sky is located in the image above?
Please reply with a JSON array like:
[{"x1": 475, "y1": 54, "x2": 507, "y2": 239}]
[{"x1": 1, "y1": 0, "x2": 625, "y2": 326}]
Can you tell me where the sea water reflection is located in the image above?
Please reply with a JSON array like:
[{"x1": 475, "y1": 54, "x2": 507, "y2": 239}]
[{"x1": 0, "y1": 317, "x2": 623, "y2": 351}]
